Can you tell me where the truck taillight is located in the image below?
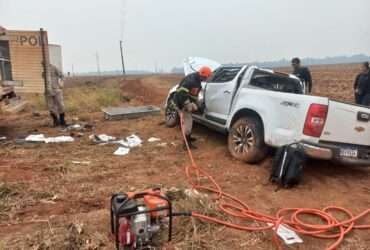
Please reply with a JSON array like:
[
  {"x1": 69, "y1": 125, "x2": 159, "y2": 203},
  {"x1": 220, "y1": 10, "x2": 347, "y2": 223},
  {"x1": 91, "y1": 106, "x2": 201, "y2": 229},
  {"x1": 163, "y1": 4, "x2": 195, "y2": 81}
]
[{"x1": 303, "y1": 104, "x2": 328, "y2": 137}]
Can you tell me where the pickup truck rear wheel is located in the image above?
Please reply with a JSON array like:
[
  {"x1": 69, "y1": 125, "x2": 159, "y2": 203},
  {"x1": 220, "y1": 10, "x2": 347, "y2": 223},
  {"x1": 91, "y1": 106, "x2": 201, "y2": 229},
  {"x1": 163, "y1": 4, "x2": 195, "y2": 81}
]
[
  {"x1": 228, "y1": 117, "x2": 268, "y2": 164},
  {"x1": 165, "y1": 97, "x2": 179, "y2": 128}
]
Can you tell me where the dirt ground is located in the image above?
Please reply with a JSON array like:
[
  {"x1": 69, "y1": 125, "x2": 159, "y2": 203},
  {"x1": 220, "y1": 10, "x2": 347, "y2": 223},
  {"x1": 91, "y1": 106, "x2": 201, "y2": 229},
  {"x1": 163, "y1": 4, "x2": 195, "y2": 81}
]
[{"x1": 0, "y1": 64, "x2": 369, "y2": 250}]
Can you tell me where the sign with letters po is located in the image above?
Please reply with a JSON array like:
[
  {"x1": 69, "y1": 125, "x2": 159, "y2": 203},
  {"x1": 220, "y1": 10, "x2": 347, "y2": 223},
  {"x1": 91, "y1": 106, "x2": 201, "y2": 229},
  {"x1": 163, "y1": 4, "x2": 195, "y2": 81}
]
[{"x1": 16, "y1": 35, "x2": 42, "y2": 47}]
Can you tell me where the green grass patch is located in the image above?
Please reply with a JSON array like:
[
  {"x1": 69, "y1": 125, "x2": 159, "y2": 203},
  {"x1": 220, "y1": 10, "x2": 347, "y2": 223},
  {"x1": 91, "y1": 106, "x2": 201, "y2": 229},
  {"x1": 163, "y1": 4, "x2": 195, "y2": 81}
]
[
  {"x1": 0, "y1": 182, "x2": 19, "y2": 212},
  {"x1": 0, "y1": 183, "x2": 16, "y2": 200},
  {"x1": 65, "y1": 86, "x2": 121, "y2": 113},
  {"x1": 24, "y1": 78, "x2": 122, "y2": 114},
  {"x1": 32, "y1": 191, "x2": 55, "y2": 200}
]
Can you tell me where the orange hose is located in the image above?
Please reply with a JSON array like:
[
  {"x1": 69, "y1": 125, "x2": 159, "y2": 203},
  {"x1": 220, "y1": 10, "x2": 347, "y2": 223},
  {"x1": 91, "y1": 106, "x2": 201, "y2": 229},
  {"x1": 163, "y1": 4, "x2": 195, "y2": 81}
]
[{"x1": 179, "y1": 113, "x2": 369, "y2": 250}]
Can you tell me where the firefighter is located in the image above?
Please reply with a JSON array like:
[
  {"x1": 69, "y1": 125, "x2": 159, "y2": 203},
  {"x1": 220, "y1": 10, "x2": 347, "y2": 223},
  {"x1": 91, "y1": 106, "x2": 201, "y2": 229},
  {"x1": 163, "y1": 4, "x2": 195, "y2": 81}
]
[
  {"x1": 45, "y1": 64, "x2": 67, "y2": 127},
  {"x1": 354, "y1": 62, "x2": 370, "y2": 105},
  {"x1": 174, "y1": 66, "x2": 212, "y2": 149},
  {"x1": 291, "y1": 57, "x2": 313, "y2": 93}
]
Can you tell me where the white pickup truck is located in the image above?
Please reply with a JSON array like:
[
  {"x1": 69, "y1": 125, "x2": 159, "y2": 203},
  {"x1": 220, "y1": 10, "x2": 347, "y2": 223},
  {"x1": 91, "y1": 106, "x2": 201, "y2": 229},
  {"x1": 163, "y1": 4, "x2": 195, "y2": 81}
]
[{"x1": 165, "y1": 57, "x2": 370, "y2": 166}]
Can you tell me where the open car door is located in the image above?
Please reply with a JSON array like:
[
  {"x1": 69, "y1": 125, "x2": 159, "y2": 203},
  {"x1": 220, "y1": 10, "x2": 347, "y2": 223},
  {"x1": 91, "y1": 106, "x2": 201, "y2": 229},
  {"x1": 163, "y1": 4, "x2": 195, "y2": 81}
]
[
  {"x1": 203, "y1": 67, "x2": 245, "y2": 125},
  {"x1": 183, "y1": 57, "x2": 222, "y2": 109}
]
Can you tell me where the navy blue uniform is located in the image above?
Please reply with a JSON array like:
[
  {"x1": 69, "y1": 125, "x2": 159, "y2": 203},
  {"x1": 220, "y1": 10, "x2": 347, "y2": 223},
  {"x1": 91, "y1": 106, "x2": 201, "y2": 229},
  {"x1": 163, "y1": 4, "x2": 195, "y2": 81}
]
[
  {"x1": 174, "y1": 72, "x2": 202, "y2": 109},
  {"x1": 293, "y1": 67, "x2": 313, "y2": 93},
  {"x1": 354, "y1": 72, "x2": 370, "y2": 105}
]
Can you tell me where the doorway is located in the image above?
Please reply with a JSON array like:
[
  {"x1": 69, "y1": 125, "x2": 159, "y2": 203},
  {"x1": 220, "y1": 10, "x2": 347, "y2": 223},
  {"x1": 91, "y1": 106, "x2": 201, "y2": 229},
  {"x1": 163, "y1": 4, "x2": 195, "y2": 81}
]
[{"x1": 0, "y1": 41, "x2": 12, "y2": 81}]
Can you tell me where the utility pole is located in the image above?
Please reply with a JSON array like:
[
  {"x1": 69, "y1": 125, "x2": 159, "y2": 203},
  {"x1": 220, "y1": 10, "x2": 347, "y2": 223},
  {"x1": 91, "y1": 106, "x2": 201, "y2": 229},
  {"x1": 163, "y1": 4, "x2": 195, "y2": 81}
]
[
  {"x1": 120, "y1": 40, "x2": 126, "y2": 76},
  {"x1": 96, "y1": 51, "x2": 101, "y2": 76},
  {"x1": 155, "y1": 62, "x2": 158, "y2": 74},
  {"x1": 40, "y1": 28, "x2": 50, "y2": 94}
]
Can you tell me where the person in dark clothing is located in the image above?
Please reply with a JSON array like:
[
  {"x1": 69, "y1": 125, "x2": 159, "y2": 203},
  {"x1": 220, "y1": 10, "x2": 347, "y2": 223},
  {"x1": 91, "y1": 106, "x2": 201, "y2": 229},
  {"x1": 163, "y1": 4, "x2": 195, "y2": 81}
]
[
  {"x1": 362, "y1": 95, "x2": 370, "y2": 106},
  {"x1": 174, "y1": 66, "x2": 212, "y2": 149},
  {"x1": 291, "y1": 58, "x2": 313, "y2": 93},
  {"x1": 354, "y1": 62, "x2": 370, "y2": 105}
]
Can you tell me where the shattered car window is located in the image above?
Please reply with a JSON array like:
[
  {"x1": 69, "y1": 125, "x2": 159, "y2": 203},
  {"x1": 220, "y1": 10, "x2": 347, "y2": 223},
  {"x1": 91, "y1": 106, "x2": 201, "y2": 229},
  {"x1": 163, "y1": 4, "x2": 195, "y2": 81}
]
[
  {"x1": 249, "y1": 70, "x2": 303, "y2": 94},
  {"x1": 210, "y1": 67, "x2": 242, "y2": 83}
]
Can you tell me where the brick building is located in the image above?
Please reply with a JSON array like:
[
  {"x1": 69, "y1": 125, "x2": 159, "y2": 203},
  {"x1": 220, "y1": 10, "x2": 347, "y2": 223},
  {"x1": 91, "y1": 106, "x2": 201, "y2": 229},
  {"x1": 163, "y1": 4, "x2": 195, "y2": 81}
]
[{"x1": 0, "y1": 27, "x2": 62, "y2": 94}]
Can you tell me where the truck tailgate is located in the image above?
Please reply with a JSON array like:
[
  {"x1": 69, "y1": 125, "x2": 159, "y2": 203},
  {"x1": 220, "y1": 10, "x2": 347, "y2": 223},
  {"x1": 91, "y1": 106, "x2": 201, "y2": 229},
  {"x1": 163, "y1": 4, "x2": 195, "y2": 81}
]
[{"x1": 321, "y1": 101, "x2": 370, "y2": 146}]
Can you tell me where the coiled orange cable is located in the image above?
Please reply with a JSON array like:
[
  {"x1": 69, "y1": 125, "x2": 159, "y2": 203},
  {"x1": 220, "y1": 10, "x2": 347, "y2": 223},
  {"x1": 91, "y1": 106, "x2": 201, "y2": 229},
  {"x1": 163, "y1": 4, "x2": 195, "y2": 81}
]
[{"x1": 179, "y1": 113, "x2": 369, "y2": 250}]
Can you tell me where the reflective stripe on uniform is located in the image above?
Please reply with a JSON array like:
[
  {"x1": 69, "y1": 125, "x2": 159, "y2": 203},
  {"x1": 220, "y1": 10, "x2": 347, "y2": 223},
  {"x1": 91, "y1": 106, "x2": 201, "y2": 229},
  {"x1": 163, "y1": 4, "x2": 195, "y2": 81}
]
[
  {"x1": 189, "y1": 95, "x2": 197, "y2": 101},
  {"x1": 169, "y1": 99, "x2": 177, "y2": 109},
  {"x1": 177, "y1": 87, "x2": 197, "y2": 101},
  {"x1": 176, "y1": 87, "x2": 189, "y2": 93}
]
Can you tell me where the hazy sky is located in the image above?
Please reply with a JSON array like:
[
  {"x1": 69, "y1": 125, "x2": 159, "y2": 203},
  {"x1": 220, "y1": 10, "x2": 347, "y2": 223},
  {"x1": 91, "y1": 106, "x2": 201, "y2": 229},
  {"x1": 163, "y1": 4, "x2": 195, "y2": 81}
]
[{"x1": 0, "y1": 0, "x2": 369, "y2": 73}]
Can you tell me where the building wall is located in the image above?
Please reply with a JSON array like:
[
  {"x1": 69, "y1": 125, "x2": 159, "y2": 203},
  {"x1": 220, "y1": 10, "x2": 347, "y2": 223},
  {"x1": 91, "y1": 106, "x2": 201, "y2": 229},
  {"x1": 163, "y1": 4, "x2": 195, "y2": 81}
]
[{"x1": 7, "y1": 30, "x2": 49, "y2": 93}]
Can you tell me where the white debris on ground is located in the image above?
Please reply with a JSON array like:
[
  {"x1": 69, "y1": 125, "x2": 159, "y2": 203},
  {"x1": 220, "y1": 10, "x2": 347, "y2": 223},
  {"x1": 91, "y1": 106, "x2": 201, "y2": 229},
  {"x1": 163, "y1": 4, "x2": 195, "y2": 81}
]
[
  {"x1": 63, "y1": 123, "x2": 94, "y2": 132},
  {"x1": 113, "y1": 135, "x2": 142, "y2": 156},
  {"x1": 126, "y1": 134, "x2": 142, "y2": 148},
  {"x1": 89, "y1": 134, "x2": 117, "y2": 143},
  {"x1": 40, "y1": 194, "x2": 58, "y2": 204},
  {"x1": 89, "y1": 134, "x2": 142, "y2": 148},
  {"x1": 67, "y1": 124, "x2": 82, "y2": 130},
  {"x1": 0, "y1": 136, "x2": 7, "y2": 141},
  {"x1": 276, "y1": 224, "x2": 303, "y2": 245},
  {"x1": 25, "y1": 134, "x2": 46, "y2": 142},
  {"x1": 90, "y1": 133, "x2": 168, "y2": 156},
  {"x1": 267, "y1": 223, "x2": 303, "y2": 245},
  {"x1": 115, "y1": 139, "x2": 129, "y2": 147},
  {"x1": 71, "y1": 161, "x2": 91, "y2": 165},
  {"x1": 89, "y1": 134, "x2": 143, "y2": 156},
  {"x1": 148, "y1": 137, "x2": 161, "y2": 143},
  {"x1": 25, "y1": 134, "x2": 75, "y2": 143},
  {"x1": 44, "y1": 136, "x2": 75, "y2": 143},
  {"x1": 184, "y1": 189, "x2": 208, "y2": 199},
  {"x1": 114, "y1": 147, "x2": 130, "y2": 156},
  {"x1": 21, "y1": 132, "x2": 155, "y2": 157},
  {"x1": 22, "y1": 132, "x2": 166, "y2": 156}
]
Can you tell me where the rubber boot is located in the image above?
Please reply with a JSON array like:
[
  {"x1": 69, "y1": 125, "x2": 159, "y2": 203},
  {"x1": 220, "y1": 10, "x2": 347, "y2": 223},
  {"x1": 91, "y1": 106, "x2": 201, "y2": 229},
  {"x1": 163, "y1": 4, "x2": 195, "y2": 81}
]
[
  {"x1": 50, "y1": 112, "x2": 59, "y2": 127},
  {"x1": 59, "y1": 113, "x2": 67, "y2": 127},
  {"x1": 189, "y1": 134, "x2": 197, "y2": 142},
  {"x1": 183, "y1": 135, "x2": 197, "y2": 150}
]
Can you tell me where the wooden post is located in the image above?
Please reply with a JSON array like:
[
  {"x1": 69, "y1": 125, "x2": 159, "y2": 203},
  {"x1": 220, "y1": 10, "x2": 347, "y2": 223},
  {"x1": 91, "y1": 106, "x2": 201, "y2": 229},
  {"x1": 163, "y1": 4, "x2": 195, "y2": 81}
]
[{"x1": 40, "y1": 28, "x2": 50, "y2": 94}]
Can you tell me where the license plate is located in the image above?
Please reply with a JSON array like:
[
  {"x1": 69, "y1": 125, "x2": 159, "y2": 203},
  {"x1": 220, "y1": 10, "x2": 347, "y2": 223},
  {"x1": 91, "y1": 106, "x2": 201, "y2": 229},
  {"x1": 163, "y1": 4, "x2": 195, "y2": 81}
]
[{"x1": 340, "y1": 148, "x2": 358, "y2": 158}]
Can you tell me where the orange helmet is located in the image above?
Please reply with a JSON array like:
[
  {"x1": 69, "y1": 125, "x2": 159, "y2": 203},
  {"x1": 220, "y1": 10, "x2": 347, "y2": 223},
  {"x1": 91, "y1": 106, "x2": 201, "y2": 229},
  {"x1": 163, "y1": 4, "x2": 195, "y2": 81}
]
[{"x1": 198, "y1": 66, "x2": 212, "y2": 78}]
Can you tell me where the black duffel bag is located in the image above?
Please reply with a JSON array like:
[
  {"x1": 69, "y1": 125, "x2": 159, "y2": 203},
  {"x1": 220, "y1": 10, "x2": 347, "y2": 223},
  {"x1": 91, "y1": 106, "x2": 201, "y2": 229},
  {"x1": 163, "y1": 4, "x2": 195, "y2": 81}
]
[{"x1": 270, "y1": 143, "x2": 306, "y2": 188}]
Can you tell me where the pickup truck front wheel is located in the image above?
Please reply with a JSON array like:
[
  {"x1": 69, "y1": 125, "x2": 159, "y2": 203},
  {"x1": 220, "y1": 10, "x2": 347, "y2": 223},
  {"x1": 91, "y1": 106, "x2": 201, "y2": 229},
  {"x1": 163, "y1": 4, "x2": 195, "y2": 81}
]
[{"x1": 228, "y1": 117, "x2": 268, "y2": 164}]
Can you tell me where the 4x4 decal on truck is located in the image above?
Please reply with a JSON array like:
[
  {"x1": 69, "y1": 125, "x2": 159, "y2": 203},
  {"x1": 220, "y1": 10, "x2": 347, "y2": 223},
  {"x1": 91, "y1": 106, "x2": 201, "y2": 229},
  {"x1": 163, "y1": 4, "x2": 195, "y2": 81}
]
[{"x1": 280, "y1": 101, "x2": 300, "y2": 108}]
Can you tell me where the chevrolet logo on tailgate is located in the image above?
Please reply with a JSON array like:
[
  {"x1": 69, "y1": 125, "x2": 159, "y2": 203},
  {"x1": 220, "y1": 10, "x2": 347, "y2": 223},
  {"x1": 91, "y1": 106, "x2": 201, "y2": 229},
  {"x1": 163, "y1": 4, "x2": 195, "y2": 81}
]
[{"x1": 357, "y1": 112, "x2": 370, "y2": 122}]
